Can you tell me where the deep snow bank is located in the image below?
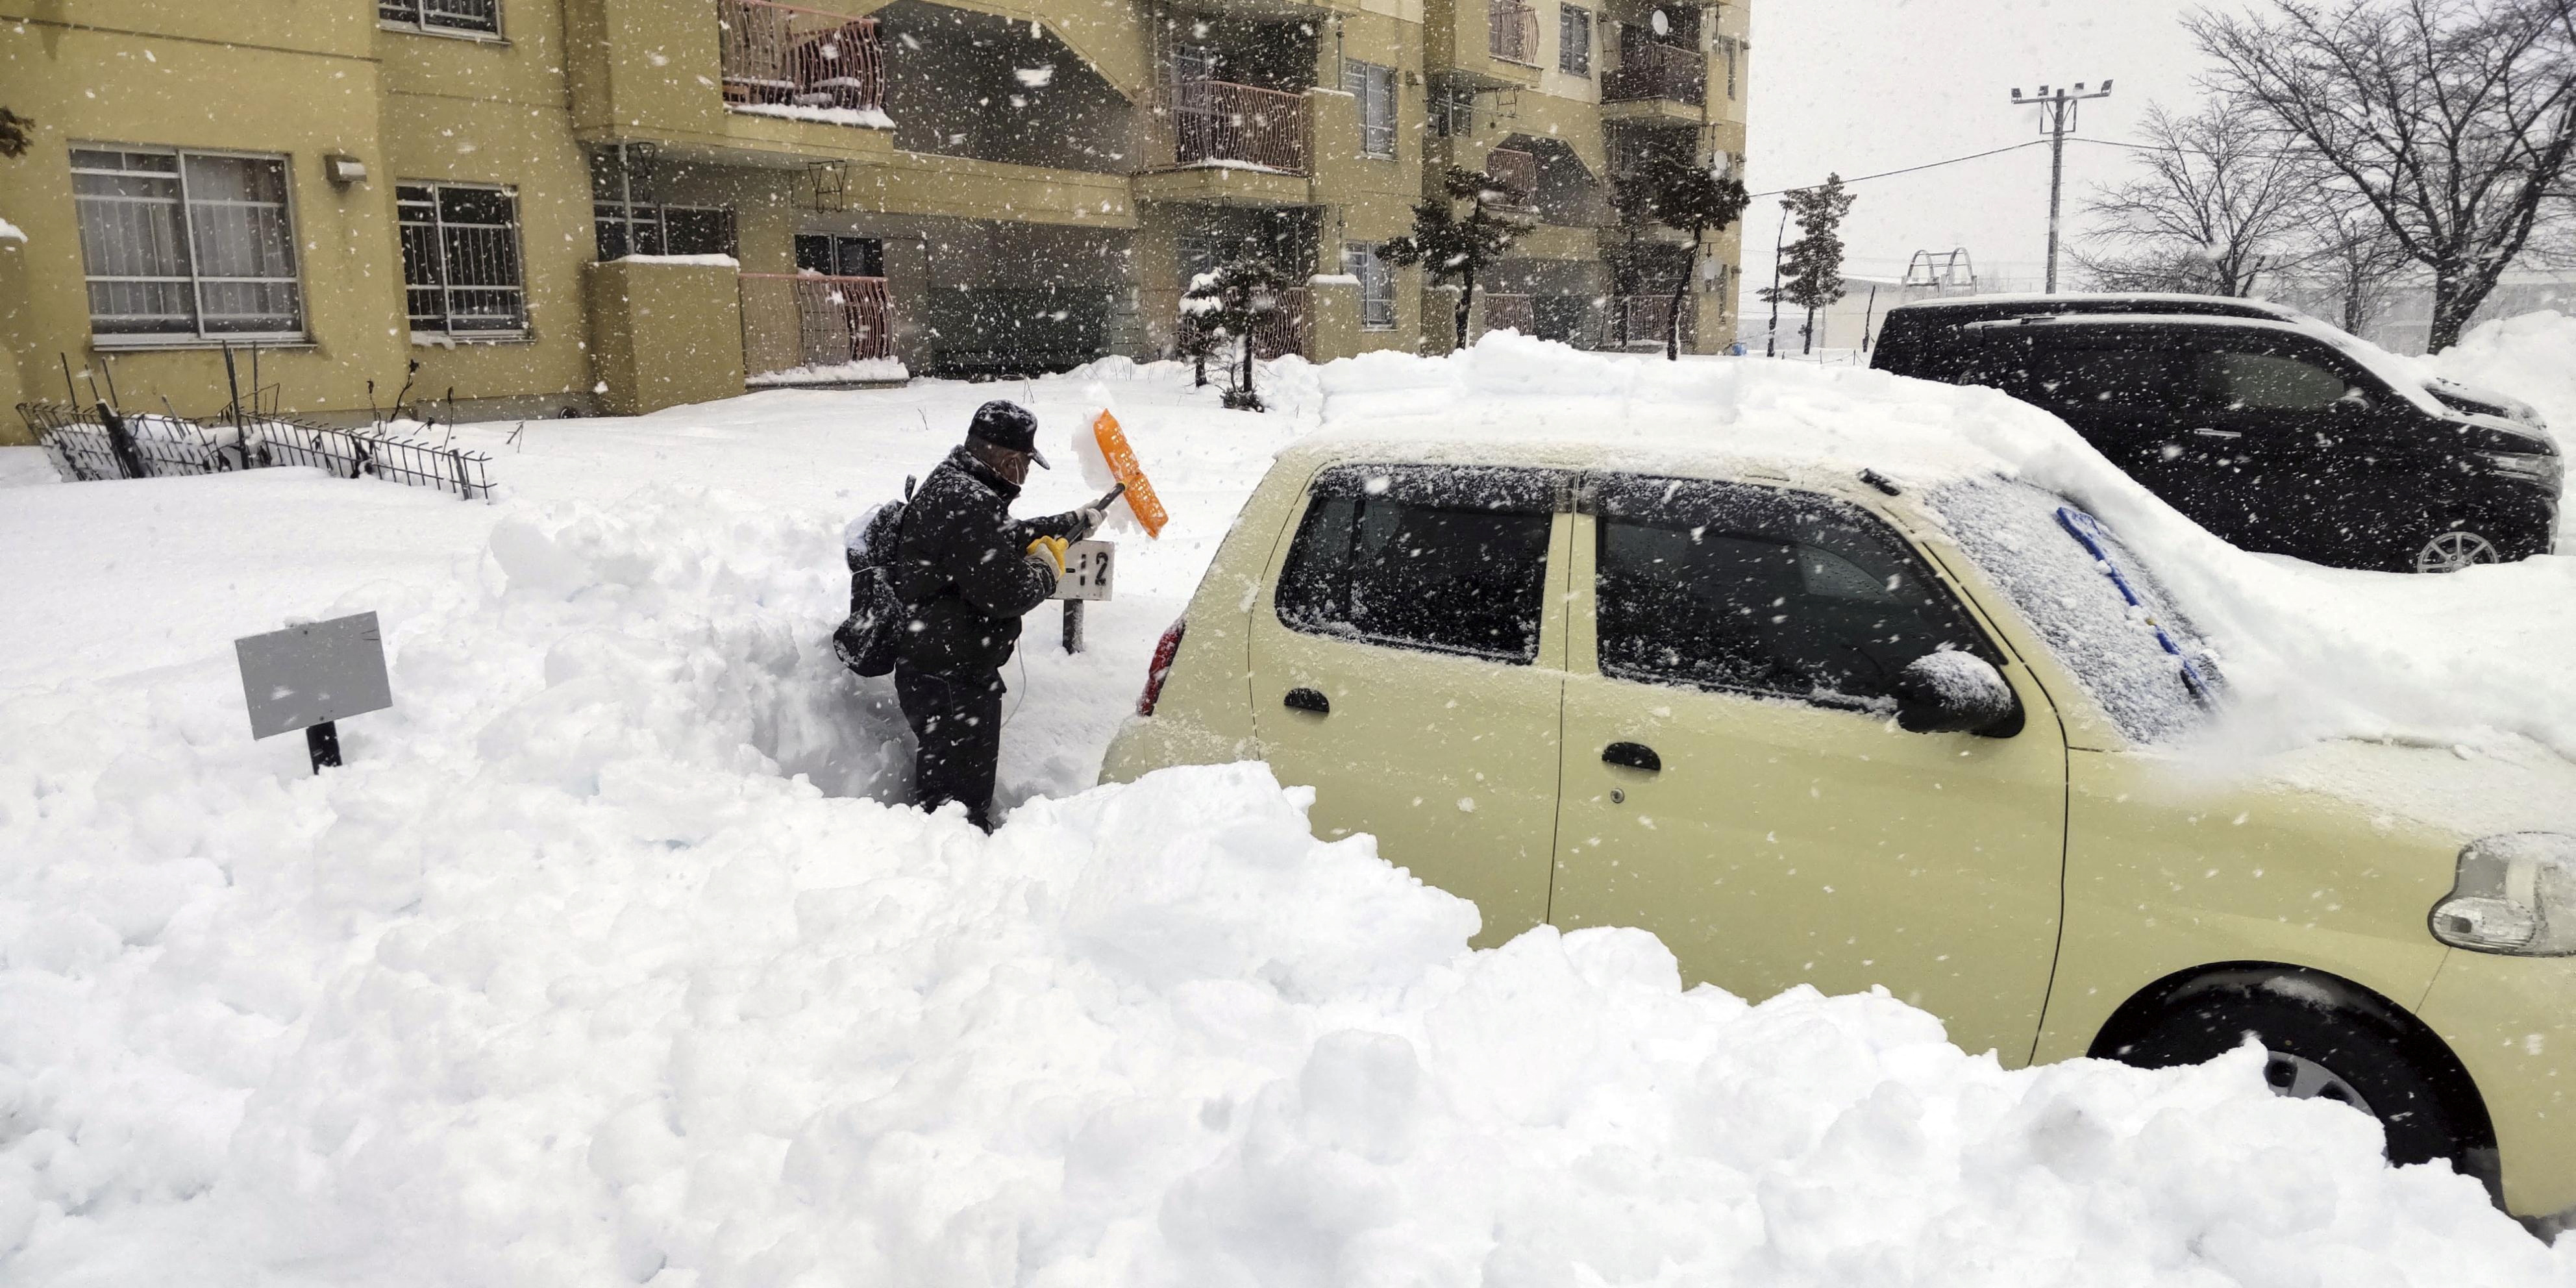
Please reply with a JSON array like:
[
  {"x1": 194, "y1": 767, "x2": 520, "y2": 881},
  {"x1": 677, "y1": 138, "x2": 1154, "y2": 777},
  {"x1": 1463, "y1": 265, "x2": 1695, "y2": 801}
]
[
  {"x1": 2432, "y1": 310, "x2": 2576, "y2": 444},
  {"x1": 5, "y1": 482, "x2": 2571, "y2": 1285},
  {"x1": 1313, "y1": 334, "x2": 2576, "y2": 764}
]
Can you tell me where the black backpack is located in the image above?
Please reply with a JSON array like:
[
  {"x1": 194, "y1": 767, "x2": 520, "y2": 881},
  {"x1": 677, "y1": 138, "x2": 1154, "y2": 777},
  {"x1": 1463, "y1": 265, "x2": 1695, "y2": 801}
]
[{"x1": 831, "y1": 477, "x2": 914, "y2": 678}]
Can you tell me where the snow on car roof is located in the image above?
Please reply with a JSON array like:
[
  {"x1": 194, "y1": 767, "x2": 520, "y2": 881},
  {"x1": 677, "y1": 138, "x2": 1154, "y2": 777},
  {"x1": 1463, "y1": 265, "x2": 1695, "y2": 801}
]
[
  {"x1": 1307, "y1": 333, "x2": 2057, "y2": 493},
  {"x1": 1889, "y1": 291, "x2": 2307, "y2": 318}
]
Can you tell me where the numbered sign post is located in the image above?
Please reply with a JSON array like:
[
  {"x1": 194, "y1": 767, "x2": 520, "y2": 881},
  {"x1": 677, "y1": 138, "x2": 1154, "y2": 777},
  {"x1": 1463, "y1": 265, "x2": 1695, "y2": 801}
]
[
  {"x1": 234, "y1": 612, "x2": 393, "y2": 774},
  {"x1": 1050, "y1": 539, "x2": 1115, "y2": 654}
]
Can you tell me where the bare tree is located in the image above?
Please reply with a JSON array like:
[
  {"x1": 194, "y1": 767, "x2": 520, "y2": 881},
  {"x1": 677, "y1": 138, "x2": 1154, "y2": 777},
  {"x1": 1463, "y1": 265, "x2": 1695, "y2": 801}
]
[
  {"x1": 2189, "y1": 0, "x2": 2576, "y2": 351},
  {"x1": 2078, "y1": 102, "x2": 2314, "y2": 297},
  {"x1": 2292, "y1": 195, "x2": 2418, "y2": 332}
]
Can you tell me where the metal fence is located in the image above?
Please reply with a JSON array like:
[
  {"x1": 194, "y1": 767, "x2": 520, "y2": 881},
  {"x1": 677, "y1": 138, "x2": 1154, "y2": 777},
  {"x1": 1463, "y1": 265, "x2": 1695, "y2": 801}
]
[
  {"x1": 1608, "y1": 295, "x2": 1696, "y2": 350},
  {"x1": 1485, "y1": 147, "x2": 1538, "y2": 204},
  {"x1": 1604, "y1": 34, "x2": 1706, "y2": 105},
  {"x1": 1172, "y1": 80, "x2": 1311, "y2": 173},
  {"x1": 740, "y1": 273, "x2": 897, "y2": 378},
  {"x1": 19, "y1": 402, "x2": 494, "y2": 500},
  {"x1": 717, "y1": 0, "x2": 885, "y2": 114}
]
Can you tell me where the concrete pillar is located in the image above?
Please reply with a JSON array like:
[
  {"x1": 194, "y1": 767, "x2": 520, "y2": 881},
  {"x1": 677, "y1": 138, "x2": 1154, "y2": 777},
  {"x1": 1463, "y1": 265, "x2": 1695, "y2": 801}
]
[{"x1": 584, "y1": 260, "x2": 745, "y2": 416}]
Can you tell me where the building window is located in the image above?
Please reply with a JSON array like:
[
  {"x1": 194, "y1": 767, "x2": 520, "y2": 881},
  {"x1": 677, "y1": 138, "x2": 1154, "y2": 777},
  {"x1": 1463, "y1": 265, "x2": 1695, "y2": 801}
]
[
  {"x1": 1343, "y1": 242, "x2": 1395, "y2": 331},
  {"x1": 1558, "y1": 6, "x2": 1592, "y2": 76},
  {"x1": 594, "y1": 201, "x2": 737, "y2": 261},
  {"x1": 398, "y1": 183, "x2": 526, "y2": 338},
  {"x1": 795, "y1": 234, "x2": 885, "y2": 277},
  {"x1": 1342, "y1": 60, "x2": 1396, "y2": 158},
  {"x1": 380, "y1": 0, "x2": 502, "y2": 36},
  {"x1": 72, "y1": 146, "x2": 304, "y2": 343},
  {"x1": 1720, "y1": 37, "x2": 1739, "y2": 99},
  {"x1": 1430, "y1": 84, "x2": 1477, "y2": 139}
]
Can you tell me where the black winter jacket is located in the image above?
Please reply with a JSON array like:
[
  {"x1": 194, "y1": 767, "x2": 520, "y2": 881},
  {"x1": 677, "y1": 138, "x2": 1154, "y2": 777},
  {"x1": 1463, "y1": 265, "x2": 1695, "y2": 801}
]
[{"x1": 892, "y1": 447, "x2": 1085, "y2": 674}]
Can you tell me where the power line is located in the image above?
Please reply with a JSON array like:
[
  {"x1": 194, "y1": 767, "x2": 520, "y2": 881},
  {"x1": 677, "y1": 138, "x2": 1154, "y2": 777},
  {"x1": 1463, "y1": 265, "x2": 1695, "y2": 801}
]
[{"x1": 1748, "y1": 140, "x2": 2052, "y2": 198}]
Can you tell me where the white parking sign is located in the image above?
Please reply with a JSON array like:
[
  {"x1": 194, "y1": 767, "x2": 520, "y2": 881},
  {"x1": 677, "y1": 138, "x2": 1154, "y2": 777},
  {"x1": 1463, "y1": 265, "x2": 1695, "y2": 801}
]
[{"x1": 1051, "y1": 539, "x2": 1115, "y2": 601}]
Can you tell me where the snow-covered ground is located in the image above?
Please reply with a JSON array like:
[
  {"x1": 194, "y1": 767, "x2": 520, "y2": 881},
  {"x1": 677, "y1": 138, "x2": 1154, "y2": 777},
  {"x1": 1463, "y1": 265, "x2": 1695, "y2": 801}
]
[{"x1": 5, "y1": 340, "x2": 2575, "y2": 1284}]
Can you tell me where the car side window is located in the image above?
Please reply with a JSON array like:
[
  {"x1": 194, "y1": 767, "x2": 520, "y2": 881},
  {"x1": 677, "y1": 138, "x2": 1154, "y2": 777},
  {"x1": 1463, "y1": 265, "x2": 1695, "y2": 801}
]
[
  {"x1": 2016, "y1": 342, "x2": 2192, "y2": 411},
  {"x1": 1591, "y1": 476, "x2": 1999, "y2": 706},
  {"x1": 2192, "y1": 347, "x2": 2357, "y2": 412},
  {"x1": 1276, "y1": 465, "x2": 1558, "y2": 664}
]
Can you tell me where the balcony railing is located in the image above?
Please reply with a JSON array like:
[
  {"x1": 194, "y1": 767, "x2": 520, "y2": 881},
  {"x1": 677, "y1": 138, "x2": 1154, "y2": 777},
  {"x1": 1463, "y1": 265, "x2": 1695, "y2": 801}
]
[
  {"x1": 1477, "y1": 292, "x2": 1533, "y2": 337},
  {"x1": 1485, "y1": 147, "x2": 1538, "y2": 205},
  {"x1": 740, "y1": 273, "x2": 897, "y2": 380},
  {"x1": 1609, "y1": 295, "x2": 1697, "y2": 349},
  {"x1": 1178, "y1": 287, "x2": 1310, "y2": 360},
  {"x1": 1603, "y1": 36, "x2": 1706, "y2": 106},
  {"x1": 718, "y1": 0, "x2": 885, "y2": 118},
  {"x1": 1172, "y1": 79, "x2": 1312, "y2": 174},
  {"x1": 1488, "y1": 2, "x2": 1539, "y2": 64}
]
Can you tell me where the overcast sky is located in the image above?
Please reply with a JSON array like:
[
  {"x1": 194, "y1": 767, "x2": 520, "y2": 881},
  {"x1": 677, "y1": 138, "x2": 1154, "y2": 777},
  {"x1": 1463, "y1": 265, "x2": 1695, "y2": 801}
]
[{"x1": 1743, "y1": 0, "x2": 2241, "y2": 291}]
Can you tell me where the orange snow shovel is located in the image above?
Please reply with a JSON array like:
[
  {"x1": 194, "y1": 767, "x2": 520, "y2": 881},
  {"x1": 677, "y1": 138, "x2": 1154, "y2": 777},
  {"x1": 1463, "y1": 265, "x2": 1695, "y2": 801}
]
[{"x1": 1091, "y1": 411, "x2": 1169, "y2": 538}]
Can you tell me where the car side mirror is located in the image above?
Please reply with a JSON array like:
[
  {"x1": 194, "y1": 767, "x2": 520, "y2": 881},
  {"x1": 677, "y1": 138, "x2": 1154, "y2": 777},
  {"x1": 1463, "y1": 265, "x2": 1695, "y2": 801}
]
[{"x1": 1892, "y1": 652, "x2": 2024, "y2": 737}]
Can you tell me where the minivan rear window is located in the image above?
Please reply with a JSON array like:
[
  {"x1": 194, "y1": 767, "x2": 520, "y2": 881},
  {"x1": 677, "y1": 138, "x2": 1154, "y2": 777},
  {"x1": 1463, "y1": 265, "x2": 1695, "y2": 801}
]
[{"x1": 1276, "y1": 465, "x2": 1558, "y2": 664}]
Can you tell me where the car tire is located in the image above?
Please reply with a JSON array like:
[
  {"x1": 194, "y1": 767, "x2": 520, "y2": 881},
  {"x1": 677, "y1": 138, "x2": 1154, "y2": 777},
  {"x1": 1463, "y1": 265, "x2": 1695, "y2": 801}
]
[
  {"x1": 2412, "y1": 526, "x2": 2503, "y2": 574},
  {"x1": 2099, "y1": 981, "x2": 2483, "y2": 1173}
]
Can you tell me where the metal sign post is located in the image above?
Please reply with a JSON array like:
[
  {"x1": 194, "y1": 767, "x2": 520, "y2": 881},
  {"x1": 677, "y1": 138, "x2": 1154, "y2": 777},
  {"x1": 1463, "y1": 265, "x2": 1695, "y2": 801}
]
[
  {"x1": 234, "y1": 612, "x2": 395, "y2": 774},
  {"x1": 1050, "y1": 539, "x2": 1116, "y2": 654}
]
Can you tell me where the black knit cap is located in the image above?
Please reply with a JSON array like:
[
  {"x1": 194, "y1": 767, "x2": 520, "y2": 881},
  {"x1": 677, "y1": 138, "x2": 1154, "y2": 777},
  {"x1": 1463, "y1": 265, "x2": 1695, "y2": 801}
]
[{"x1": 966, "y1": 400, "x2": 1049, "y2": 469}]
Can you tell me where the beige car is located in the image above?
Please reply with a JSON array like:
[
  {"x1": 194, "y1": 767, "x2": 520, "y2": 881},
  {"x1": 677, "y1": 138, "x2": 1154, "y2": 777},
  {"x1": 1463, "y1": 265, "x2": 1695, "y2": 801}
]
[{"x1": 1102, "y1": 437, "x2": 2576, "y2": 1230}]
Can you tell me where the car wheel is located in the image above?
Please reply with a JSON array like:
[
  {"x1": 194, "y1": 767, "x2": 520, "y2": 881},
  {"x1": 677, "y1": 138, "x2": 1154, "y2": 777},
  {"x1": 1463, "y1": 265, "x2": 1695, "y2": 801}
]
[
  {"x1": 2102, "y1": 985, "x2": 2480, "y2": 1171},
  {"x1": 2412, "y1": 528, "x2": 2502, "y2": 574}
]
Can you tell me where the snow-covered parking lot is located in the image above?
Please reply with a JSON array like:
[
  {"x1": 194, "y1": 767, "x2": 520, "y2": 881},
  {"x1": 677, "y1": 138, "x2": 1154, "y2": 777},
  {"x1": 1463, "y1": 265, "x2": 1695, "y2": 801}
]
[{"x1": 6, "y1": 332, "x2": 2576, "y2": 1285}]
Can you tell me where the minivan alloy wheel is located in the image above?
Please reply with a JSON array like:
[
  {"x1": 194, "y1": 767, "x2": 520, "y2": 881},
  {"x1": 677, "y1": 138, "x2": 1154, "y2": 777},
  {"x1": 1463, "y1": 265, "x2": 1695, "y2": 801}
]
[{"x1": 2414, "y1": 530, "x2": 2501, "y2": 573}]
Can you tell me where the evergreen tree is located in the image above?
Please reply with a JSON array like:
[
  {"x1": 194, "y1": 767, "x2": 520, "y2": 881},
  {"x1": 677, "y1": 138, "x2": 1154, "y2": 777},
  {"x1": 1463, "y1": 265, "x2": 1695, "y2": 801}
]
[
  {"x1": 1761, "y1": 175, "x2": 1855, "y2": 355},
  {"x1": 1380, "y1": 166, "x2": 1535, "y2": 351},
  {"x1": 1612, "y1": 153, "x2": 1751, "y2": 359},
  {"x1": 1182, "y1": 253, "x2": 1298, "y2": 412}
]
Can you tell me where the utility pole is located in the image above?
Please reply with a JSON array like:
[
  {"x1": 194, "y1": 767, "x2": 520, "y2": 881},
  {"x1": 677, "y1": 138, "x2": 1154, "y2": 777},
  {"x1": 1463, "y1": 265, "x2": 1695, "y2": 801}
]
[
  {"x1": 2009, "y1": 80, "x2": 2112, "y2": 294},
  {"x1": 1763, "y1": 201, "x2": 1788, "y2": 356}
]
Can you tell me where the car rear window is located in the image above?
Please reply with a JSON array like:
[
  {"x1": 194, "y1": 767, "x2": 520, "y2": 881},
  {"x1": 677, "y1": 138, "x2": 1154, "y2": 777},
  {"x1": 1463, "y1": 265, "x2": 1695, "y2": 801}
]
[
  {"x1": 1929, "y1": 478, "x2": 2222, "y2": 743},
  {"x1": 1275, "y1": 464, "x2": 1558, "y2": 664}
]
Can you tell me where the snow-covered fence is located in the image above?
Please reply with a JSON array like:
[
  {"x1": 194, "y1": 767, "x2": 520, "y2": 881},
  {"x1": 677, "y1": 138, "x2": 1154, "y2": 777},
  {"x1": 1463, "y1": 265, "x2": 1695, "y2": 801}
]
[
  {"x1": 739, "y1": 273, "x2": 898, "y2": 382},
  {"x1": 1170, "y1": 79, "x2": 1311, "y2": 174},
  {"x1": 716, "y1": 0, "x2": 884, "y2": 116},
  {"x1": 19, "y1": 402, "x2": 494, "y2": 499}
]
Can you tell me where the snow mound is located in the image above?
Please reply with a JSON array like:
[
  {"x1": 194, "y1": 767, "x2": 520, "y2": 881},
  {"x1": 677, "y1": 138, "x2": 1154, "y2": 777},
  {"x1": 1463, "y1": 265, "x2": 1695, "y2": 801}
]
[
  {"x1": 2433, "y1": 310, "x2": 2576, "y2": 440},
  {"x1": 1313, "y1": 334, "x2": 2576, "y2": 764},
  {"x1": 5, "y1": 485, "x2": 2570, "y2": 1284}
]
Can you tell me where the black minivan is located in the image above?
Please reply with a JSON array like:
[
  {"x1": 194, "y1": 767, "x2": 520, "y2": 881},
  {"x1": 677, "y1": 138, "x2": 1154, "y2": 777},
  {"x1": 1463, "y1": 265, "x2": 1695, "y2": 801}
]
[{"x1": 1870, "y1": 295, "x2": 2563, "y2": 572}]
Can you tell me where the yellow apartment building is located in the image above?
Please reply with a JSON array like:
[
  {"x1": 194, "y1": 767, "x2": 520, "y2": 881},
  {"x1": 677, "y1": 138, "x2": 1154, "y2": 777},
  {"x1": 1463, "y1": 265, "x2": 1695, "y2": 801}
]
[{"x1": 0, "y1": 0, "x2": 1750, "y2": 439}]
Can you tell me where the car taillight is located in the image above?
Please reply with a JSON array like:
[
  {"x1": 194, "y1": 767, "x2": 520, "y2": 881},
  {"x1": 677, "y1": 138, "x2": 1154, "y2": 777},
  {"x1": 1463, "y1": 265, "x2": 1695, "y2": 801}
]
[{"x1": 1137, "y1": 619, "x2": 1186, "y2": 717}]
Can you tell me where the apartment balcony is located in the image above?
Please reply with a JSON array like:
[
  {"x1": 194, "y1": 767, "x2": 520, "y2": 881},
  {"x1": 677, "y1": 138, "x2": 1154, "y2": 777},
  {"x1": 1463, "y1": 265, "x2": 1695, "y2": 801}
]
[
  {"x1": 739, "y1": 273, "x2": 903, "y2": 385},
  {"x1": 1605, "y1": 294, "x2": 1696, "y2": 351},
  {"x1": 718, "y1": 0, "x2": 886, "y2": 123},
  {"x1": 1602, "y1": 36, "x2": 1706, "y2": 119},
  {"x1": 1485, "y1": 146, "x2": 1538, "y2": 207},
  {"x1": 569, "y1": 0, "x2": 893, "y2": 166},
  {"x1": 1178, "y1": 287, "x2": 1311, "y2": 361},
  {"x1": 1134, "y1": 80, "x2": 1315, "y2": 208},
  {"x1": 1488, "y1": 2, "x2": 1541, "y2": 66}
]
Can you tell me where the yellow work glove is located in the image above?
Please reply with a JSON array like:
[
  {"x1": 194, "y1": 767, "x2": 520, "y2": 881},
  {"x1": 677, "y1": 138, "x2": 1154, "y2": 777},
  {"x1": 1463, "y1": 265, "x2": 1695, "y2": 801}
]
[{"x1": 1026, "y1": 535, "x2": 1069, "y2": 578}]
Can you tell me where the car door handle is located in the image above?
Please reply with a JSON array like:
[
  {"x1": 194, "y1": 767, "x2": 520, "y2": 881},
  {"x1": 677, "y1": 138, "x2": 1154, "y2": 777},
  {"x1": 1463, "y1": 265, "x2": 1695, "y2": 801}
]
[
  {"x1": 1283, "y1": 687, "x2": 1330, "y2": 715},
  {"x1": 2191, "y1": 427, "x2": 2243, "y2": 439},
  {"x1": 1602, "y1": 741, "x2": 1661, "y2": 773}
]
